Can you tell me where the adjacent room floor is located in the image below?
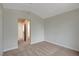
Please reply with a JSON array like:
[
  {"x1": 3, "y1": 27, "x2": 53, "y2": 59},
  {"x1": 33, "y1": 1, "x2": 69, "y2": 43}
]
[{"x1": 3, "y1": 41, "x2": 79, "y2": 56}]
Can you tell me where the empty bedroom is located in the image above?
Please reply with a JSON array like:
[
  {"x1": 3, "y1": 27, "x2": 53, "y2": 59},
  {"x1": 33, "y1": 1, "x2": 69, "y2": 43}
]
[{"x1": 0, "y1": 3, "x2": 79, "y2": 56}]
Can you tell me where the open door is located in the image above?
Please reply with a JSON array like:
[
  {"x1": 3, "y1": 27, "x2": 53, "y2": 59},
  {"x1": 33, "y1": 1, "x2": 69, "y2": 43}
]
[{"x1": 18, "y1": 19, "x2": 31, "y2": 47}]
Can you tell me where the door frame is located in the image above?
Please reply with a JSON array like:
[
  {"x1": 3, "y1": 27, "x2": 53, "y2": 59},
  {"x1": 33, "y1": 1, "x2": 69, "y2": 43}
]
[{"x1": 17, "y1": 18, "x2": 31, "y2": 46}]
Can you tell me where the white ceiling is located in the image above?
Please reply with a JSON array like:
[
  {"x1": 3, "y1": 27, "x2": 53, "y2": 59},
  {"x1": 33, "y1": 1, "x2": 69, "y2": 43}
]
[{"x1": 3, "y1": 3, "x2": 79, "y2": 19}]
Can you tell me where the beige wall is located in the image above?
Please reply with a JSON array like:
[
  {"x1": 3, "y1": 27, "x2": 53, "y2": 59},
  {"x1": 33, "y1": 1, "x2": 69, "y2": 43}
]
[
  {"x1": 44, "y1": 8, "x2": 79, "y2": 51},
  {"x1": 30, "y1": 12, "x2": 44, "y2": 44},
  {"x1": 3, "y1": 8, "x2": 44, "y2": 51},
  {"x1": 0, "y1": 4, "x2": 3, "y2": 55}
]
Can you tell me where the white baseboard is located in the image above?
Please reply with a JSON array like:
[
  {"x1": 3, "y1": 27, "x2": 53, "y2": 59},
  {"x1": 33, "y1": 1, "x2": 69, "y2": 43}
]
[
  {"x1": 3, "y1": 46, "x2": 18, "y2": 52},
  {"x1": 0, "y1": 52, "x2": 3, "y2": 56},
  {"x1": 31, "y1": 40, "x2": 44, "y2": 44},
  {"x1": 3, "y1": 40, "x2": 43, "y2": 52},
  {"x1": 46, "y1": 40, "x2": 79, "y2": 52}
]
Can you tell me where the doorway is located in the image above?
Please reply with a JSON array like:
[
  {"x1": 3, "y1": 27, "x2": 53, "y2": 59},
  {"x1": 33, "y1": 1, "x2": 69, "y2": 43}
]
[{"x1": 18, "y1": 19, "x2": 31, "y2": 47}]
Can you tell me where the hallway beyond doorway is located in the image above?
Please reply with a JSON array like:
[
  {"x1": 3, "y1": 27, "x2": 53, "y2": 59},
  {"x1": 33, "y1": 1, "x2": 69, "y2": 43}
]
[{"x1": 18, "y1": 19, "x2": 31, "y2": 48}]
